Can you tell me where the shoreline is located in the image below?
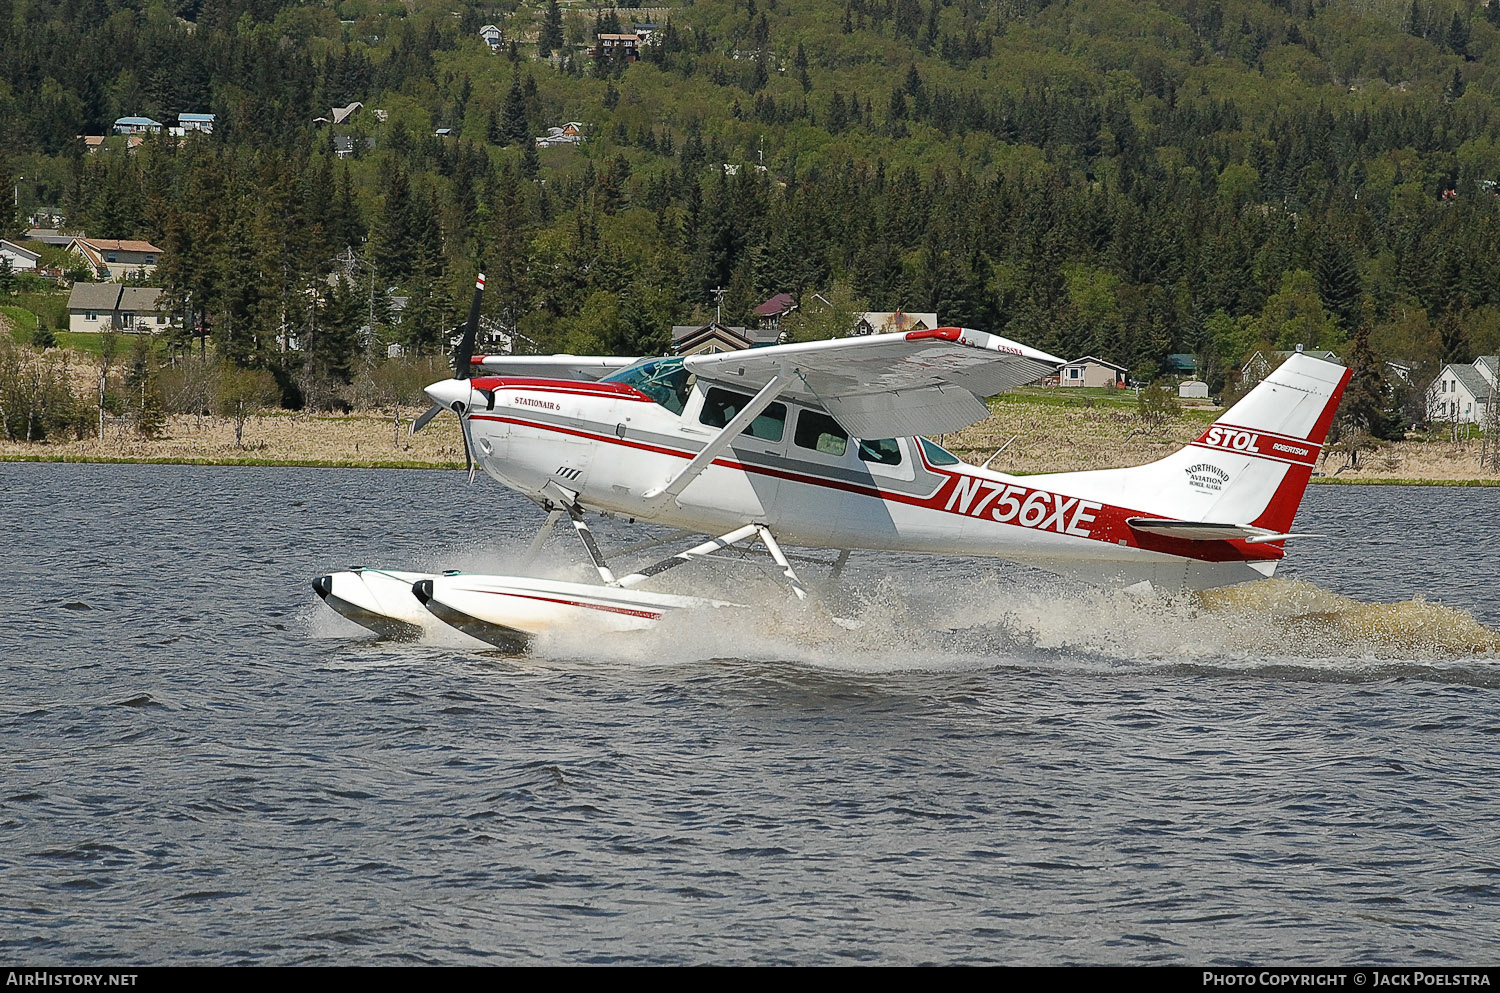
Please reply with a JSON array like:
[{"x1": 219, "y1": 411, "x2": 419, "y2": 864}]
[
  {"x1": 5, "y1": 450, "x2": 1498, "y2": 486},
  {"x1": 3, "y1": 406, "x2": 1497, "y2": 485}
]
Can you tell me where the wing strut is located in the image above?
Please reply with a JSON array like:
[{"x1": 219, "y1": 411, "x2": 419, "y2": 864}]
[{"x1": 642, "y1": 371, "x2": 789, "y2": 504}]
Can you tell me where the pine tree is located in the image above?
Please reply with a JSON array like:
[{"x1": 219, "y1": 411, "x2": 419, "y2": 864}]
[
  {"x1": 501, "y1": 73, "x2": 529, "y2": 146},
  {"x1": 1340, "y1": 325, "x2": 1401, "y2": 440},
  {"x1": 1314, "y1": 233, "x2": 1362, "y2": 333},
  {"x1": 373, "y1": 165, "x2": 415, "y2": 282},
  {"x1": 539, "y1": 0, "x2": 563, "y2": 57},
  {"x1": 1448, "y1": 11, "x2": 1469, "y2": 57}
]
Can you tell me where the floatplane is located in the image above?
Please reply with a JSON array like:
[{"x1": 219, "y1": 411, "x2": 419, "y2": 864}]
[{"x1": 314, "y1": 275, "x2": 1351, "y2": 648}]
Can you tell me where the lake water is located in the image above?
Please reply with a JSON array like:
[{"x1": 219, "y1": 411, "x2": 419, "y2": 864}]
[{"x1": 1, "y1": 463, "x2": 1497, "y2": 965}]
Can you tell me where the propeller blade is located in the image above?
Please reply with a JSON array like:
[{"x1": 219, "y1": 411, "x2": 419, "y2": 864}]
[
  {"x1": 453, "y1": 270, "x2": 484, "y2": 381},
  {"x1": 451, "y1": 397, "x2": 478, "y2": 485},
  {"x1": 409, "y1": 401, "x2": 443, "y2": 435}
]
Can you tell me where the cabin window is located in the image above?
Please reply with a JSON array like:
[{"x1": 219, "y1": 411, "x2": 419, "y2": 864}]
[
  {"x1": 918, "y1": 437, "x2": 961, "y2": 466},
  {"x1": 106, "y1": 253, "x2": 117, "y2": 263},
  {"x1": 85, "y1": 310, "x2": 97, "y2": 321},
  {"x1": 600, "y1": 357, "x2": 693, "y2": 414},
  {"x1": 699, "y1": 387, "x2": 785, "y2": 441},
  {"x1": 857, "y1": 438, "x2": 903, "y2": 466},
  {"x1": 794, "y1": 410, "x2": 847, "y2": 457}
]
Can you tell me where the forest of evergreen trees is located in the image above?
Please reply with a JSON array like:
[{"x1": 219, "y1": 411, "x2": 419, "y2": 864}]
[{"x1": 4, "y1": 0, "x2": 1500, "y2": 426}]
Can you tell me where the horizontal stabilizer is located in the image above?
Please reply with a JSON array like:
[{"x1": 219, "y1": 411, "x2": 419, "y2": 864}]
[{"x1": 1126, "y1": 518, "x2": 1321, "y2": 543}]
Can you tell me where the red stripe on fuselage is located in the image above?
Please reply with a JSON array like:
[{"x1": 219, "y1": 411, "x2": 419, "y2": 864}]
[{"x1": 467, "y1": 376, "x2": 654, "y2": 402}]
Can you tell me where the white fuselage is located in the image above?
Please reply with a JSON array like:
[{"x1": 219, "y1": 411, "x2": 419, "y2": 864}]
[{"x1": 446, "y1": 375, "x2": 1283, "y2": 591}]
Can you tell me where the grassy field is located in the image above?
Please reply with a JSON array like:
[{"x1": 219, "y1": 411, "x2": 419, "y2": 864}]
[
  {"x1": 0, "y1": 305, "x2": 38, "y2": 341},
  {"x1": 0, "y1": 334, "x2": 1496, "y2": 484}
]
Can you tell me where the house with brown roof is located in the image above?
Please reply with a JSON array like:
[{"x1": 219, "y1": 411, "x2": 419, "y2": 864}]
[
  {"x1": 68, "y1": 238, "x2": 163, "y2": 282},
  {"x1": 671, "y1": 322, "x2": 779, "y2": 355},
  {"x1": 594, "y1": 33, "x2": 643, "y2": 60}
]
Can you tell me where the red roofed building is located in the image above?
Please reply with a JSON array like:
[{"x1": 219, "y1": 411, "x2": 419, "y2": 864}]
[
  {"x1": 753, "y1": 293, "x2": 797, "y2": 330},
  {"x1": 68, "y1": 237, "x2": 164, "y2": 282}
]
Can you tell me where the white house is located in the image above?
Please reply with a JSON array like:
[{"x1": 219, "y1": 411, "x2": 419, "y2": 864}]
[
  {"x1": 179, "y1": 113, "x2": 215, "y2": 134},
  {"x1": 67, "y1": 284, "x2": 176, "y2": 333},
  {"x1": 68, "y1": 238, "x2": 163, "y2": 282},
  {"x1": 0, "y1": 239, "x2": 40, "y2": 272},
  {"x1": 535, "y1": 122, "x2": 585, "y2": 147},
  {"x1": 1427, "y1": 356, "x2": 1498, "y2": 426},
  {"x1": 479, "y1": 24, "x2": 503, "y2": 51}
]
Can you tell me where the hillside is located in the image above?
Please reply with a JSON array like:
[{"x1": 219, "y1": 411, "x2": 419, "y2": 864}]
[{"x1": 3, "y1": 0, "x2": 1500, "y2": 438}]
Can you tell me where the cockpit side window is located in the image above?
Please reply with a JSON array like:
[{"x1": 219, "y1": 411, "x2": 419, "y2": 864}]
[
  {"x1": 857, "y1": 438, "x2": 903, "y2": 466},
  {"x1": 794, "y1": 410, "x2": 848, "y2": 457},
  {"x1": 600, "y1": 358, "x2": 693, "y2": 414},
  {"x1": 700, "y1": 386, "x2": 786, "y2": 441}
]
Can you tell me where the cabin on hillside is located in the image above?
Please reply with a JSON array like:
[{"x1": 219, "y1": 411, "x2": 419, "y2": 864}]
[
  {"x1": 112, "y1": 116, "x2": 163, "y2": 135},
  {"x1": 753, "y1": 293, "x2": 797, "y2": 330},
  {"x1": 179, "y1": 113, "x2": 215, "y2": 134},
  {"x1": 594, "y1": 33, "x2": 643, "y2": 60}
]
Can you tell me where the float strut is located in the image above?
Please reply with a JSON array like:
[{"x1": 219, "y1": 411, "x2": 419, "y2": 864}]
[{"x1": 756, "y1": 527, "x2": 808, "y2": 601}]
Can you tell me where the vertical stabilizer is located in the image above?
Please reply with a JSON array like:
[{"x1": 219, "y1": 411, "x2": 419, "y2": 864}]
[{"x1": 1023, "y1": 353, "x2": 1351, "y2": 539}]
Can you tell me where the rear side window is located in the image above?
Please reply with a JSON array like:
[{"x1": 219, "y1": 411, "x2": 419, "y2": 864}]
[
  {"x1": 857, "y1": 438, "x2": 902, "y2": 466},
  {"x1": 794, "y1": 410, "x2": 848, "y2": 457},
  {"x1": 700, "y1": 387, "x2": 786, "y2": 442}
]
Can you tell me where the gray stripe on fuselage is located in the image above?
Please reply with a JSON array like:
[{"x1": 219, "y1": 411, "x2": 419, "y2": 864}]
[{"x1": 488, "y1": 403, "x2": 950, "y2": 498}]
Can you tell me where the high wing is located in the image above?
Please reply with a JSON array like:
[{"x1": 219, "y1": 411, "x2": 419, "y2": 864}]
[
  {"x1": 472, "y1": 354, "x2": 639, "y2": 381},
  {"x1": 682, "y1": 328, "x2": 1063, "y2": 437}
]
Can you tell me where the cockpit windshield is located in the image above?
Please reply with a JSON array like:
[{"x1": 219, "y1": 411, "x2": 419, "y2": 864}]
[
  {"x1": 600, "y1": 357, "x2": 694, "y2": 415},
  {"x1": 918, "y1": 436, "x2": 962, "y2": 466}
]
